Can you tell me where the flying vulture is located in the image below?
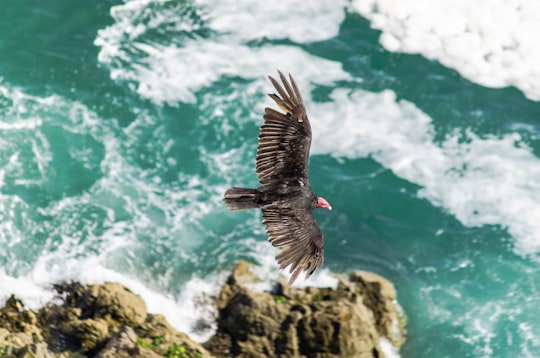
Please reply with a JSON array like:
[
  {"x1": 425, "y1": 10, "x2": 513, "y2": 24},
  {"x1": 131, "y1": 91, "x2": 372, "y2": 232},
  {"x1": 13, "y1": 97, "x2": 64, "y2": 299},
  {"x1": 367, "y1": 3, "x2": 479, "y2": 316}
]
[{"x1": 224, "y1": 71, "x2": 332, "y2": 285}]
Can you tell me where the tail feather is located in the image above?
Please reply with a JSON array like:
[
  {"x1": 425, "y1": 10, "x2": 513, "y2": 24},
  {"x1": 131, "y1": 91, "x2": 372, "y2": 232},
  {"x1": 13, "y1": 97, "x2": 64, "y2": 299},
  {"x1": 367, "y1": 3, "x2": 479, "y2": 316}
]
[{"x1": 224, "y1": 187, "x2": 260, "y2": 211}]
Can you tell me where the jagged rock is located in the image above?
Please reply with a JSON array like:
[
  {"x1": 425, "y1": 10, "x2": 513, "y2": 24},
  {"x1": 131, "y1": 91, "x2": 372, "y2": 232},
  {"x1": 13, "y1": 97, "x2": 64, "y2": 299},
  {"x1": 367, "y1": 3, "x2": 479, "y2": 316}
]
[
  {"x1": 78, "y1": 318, "x2": 109, "y2": 351},
  {"x1": 136, "y1": 314, "x2": 213, "y2": 358},
  {"x1": 96, "y1": 326, "x2": 160, "y2": 358},
  {"x1": 0, "y1": 295, "x2": 47, "y2": 354},
  {"x1": 0, "y1": 264, "x2": 406, "y2": 358},
  {"x1": 349, "y1": 271, "x2": 407, "y2": 348},
  {"x1": 0, "y1": 282, "x2": 213, "y2": 357},
  {"x1": 204, "y1": 261, "x2": 406, "y2": 358},
  {"x1": 60, "y1": 282, "x2": 147, "y2": 326},
  {"x1": 15, "y1": 342, "x2": 52, "y2": 358}
]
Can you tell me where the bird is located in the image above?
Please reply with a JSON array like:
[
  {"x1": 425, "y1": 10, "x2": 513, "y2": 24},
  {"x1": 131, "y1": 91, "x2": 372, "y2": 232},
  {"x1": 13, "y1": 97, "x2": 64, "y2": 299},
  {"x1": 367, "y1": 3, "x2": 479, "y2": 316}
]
[{"x1": 224, "y1": 71, "x2": 332, "y2": 285}]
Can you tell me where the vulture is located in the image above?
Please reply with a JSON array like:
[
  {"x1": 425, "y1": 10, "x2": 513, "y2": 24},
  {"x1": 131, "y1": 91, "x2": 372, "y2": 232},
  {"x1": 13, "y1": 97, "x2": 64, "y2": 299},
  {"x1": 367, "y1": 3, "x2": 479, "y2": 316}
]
[{"x1": 223, "y1": 71, "x2": 332, "y2": 285}]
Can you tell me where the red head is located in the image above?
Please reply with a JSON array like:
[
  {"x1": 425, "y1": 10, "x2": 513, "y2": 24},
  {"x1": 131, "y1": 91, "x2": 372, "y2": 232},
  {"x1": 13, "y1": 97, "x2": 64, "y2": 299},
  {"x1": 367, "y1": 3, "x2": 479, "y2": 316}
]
[{"x1": 317, "y1": 197, "x2": 332, "y2": 211}]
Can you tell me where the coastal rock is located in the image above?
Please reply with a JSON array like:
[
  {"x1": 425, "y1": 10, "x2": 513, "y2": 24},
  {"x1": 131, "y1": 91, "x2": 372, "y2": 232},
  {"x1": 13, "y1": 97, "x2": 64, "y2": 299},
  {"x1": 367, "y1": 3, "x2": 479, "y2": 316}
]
[
  {"x1": 96, "y1": 326, "x2": 161, "y2": 358},
  {"x1": 137, "y1": 313, "x2": 214, "y2": 357},
  {"x1": 349, "y1": 271, "x2": 406, "y2": 348},
  {"x1": 58, "y1": 282, "x2": 147, "y2": 326},
  {"x1": 0, "y1": 295, "x2": 48, "y2": 355},
  {"x1": 78, "y1": 318, "x2": 109, "y2": 351},
  {"x1": 0, "y1": 263, "x2": 406, "y2": 358},
  {"x1": 0, "y1": 282, "x2": 212, "y2": 358},
  {"x1": 204, "y1": 261, "x2": 406, "y2": 358}
]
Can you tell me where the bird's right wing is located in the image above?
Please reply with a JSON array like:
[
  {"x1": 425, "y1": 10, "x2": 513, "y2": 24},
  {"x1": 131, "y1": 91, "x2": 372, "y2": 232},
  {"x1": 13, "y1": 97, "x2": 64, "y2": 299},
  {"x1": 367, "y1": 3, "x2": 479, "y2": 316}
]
[
  {"x1": 256, "y1": 71, "x2": 312, "y2": 186},
  {"x1": 262, "y1": 206, "x2": 324, "y2": 285}
]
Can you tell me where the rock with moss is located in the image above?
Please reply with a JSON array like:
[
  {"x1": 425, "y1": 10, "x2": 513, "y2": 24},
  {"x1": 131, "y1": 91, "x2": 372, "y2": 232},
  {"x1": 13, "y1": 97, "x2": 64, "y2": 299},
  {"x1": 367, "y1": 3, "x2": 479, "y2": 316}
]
[
  {"x1": 204, "y1": 261, "x2": 406, "y2": 358},
  {"x1": 0, "y1": 282, "x2": 212, "y2": 358},
  {"x1": 0, "y1": 295, "x2": 50, "y2": 357},
  {"x1": 56, "y1": 282, "x2": 147, "y2": 326},
  {"x1": 96, "y1": 326, "x2": 161, "y2": 358}
]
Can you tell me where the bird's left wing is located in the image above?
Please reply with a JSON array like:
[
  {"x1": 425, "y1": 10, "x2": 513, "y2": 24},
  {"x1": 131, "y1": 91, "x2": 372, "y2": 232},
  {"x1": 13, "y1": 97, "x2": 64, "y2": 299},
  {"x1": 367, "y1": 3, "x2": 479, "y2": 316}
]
[
  {"x1": 256, "y1": 71, "x2": 312, "y2": 186},
  {"x1": 262, "y1": 207, "x2": 324, "y2": 285}
]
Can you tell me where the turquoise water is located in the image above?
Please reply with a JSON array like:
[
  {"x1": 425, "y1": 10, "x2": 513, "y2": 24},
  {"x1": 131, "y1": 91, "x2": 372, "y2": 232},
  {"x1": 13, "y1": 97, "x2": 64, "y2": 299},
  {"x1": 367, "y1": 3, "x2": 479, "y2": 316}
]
[{"x1": 1, "y1": 1, "x2": 540, "y2": 357}]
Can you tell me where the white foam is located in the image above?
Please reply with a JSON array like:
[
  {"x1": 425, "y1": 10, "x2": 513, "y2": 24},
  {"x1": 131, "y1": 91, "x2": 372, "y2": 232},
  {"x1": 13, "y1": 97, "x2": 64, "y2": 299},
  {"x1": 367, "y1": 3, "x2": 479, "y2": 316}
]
[
  {"x1": 307, "y1": 88, "x2": 540, "y2": 255},
  {"x1": 518, "y1": 322, "x2": 540, "y2": 358},
  {"x1": 98, "y1": 39, "x2": 349, "y2": 105},
  {"x1": 379, "y1": 337, "x2": 401, "y2": 358},
  {"x1": 352, "y1": 0, "x2": 540, "y2": 100},
  {"x1": 0, "y1": 85, "x2": 45, "y2": 130},
  {"x1": 95, "y1": 0, "x2": 350, "y2": 105},
  {"x1": 419, "y1": 279, "x2": 540, "y2": 357},
  {"x1": 195, "y1": 0, "x2": 346, "y2": 43},
  {"x1": 0, "y1": 272, "x2": 56, "y2": 309}
]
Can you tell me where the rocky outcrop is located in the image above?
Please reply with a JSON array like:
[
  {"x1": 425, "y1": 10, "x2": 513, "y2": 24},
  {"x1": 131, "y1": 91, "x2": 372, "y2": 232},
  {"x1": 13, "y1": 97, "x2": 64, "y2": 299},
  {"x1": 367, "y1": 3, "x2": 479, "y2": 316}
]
[
  {"x1": 0, "y1": 282, "x2": 211, "y2": 358},
  {"x1": 0, "y1": 262, "x2": 406, "y2": 357},
  {"x1": 204, "y1": 261, "x2": 406, "y2": 358}
]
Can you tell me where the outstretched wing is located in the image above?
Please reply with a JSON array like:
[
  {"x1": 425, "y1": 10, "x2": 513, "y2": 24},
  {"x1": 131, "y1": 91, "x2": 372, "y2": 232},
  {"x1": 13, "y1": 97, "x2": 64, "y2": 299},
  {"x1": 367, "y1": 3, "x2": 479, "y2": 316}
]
[
  {"x1": 256, "y1": 71, "x2": 312, "y2": 186},
  {"x1": 262, "y1": 207, "x2": 324, "y2": 285}
]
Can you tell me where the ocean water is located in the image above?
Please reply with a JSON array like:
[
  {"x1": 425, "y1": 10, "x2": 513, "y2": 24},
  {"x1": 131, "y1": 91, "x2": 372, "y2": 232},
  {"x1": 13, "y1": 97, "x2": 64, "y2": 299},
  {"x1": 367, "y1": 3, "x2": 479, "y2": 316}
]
[{"x1": 1, "y1": 1, "x2": 540, "y2": 357}]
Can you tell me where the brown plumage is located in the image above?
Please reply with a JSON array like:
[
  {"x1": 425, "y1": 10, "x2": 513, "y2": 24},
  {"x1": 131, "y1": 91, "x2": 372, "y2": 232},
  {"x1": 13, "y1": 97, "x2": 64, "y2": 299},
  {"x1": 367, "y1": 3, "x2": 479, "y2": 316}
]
[{"x1": 224, "y1": 71, "x2": 332, "y2": 285}]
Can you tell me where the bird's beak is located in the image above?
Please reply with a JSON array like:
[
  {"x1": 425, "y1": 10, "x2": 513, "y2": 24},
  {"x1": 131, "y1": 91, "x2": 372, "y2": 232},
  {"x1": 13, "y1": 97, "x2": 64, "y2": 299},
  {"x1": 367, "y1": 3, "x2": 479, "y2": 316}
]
[{"x1": 317, "y1": 197, "x2": 332, "y2": 211}]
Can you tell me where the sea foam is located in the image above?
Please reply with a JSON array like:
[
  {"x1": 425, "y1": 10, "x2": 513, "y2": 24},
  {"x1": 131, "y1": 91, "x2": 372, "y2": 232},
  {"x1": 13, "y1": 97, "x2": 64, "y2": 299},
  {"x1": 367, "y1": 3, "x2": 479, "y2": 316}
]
[
  {"x1": 195, "y1": 0, "x2": 346, "y2": 43},
  {"x1": 307, "y1": 88, "x2": 540, "y2": 255},
  {"x1": 352, "y1": 0, "x2": 540, "y2": 101},
  {"x1": 95, "y1": 0, "x2": 350, "y2": 105}
]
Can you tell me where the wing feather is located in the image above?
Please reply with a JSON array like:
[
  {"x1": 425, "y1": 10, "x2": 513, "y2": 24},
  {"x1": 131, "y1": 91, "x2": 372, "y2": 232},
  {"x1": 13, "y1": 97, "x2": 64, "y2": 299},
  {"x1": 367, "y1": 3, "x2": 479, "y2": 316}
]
[
  {"x1": 262, "y1": 207, "x2": 324, "y2": 285},
  {"x1": 256, "y1": 71, "x2": 312, "y2": 186}
]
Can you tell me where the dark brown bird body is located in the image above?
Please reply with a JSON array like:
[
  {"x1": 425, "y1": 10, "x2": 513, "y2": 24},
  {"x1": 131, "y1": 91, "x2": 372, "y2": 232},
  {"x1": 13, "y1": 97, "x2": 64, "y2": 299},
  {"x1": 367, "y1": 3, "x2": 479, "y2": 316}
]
[{"x1": 224, "y1": 71, "x2": 331, "y2": 285}]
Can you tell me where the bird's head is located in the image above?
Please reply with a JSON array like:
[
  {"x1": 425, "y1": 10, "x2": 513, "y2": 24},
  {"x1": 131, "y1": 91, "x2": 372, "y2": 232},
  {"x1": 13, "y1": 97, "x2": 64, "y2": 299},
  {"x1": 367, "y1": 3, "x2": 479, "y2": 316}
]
[{"x1": 317, "y1": 197, "x2": 332, "y2": 211}]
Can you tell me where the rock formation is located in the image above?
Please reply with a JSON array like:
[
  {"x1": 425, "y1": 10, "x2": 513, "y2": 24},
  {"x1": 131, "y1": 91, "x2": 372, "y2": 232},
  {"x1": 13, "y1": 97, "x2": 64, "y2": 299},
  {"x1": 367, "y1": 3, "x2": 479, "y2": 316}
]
[
  {"x1": 204, "y1": 261, "x2": 406, "y2": 357},
  {"x1": 0, "y1": 262, "x2": 406, "y2": 357},
  {"x1": 0, "y1": 282, "x2": 211, "y2": 358}
]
